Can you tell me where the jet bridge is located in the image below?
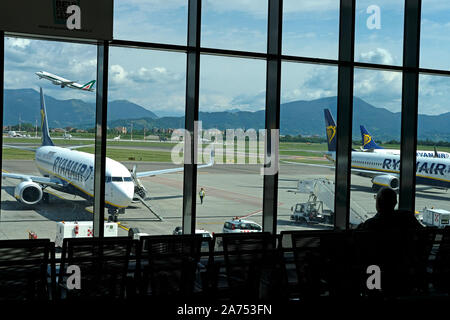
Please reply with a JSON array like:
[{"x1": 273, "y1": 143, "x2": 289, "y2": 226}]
[{"x1": 294, "y1": 178, "x2": 371, "y2": 226}]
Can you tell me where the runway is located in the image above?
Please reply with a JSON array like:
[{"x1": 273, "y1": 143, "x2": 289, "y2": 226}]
[{"x1": 1, "y1": 159, "x2": 449, "y2": 240}]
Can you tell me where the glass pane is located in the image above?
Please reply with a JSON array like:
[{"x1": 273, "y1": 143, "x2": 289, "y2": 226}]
[
  {"x1": 420, "y1": 0, "x2": 450, "y2": 70},
  {"x1": 278, "y1": 62, "x2": 338, "y2": 232},
  {"x1": 355, "y1": 0, "x2": 404, "y2": 66},
  {"x1": 107, "y1": 47, "x2": 186, "y2": 235},
  {"x1": 282, "y1": 0, "x2": 339, "y2": 59},
  {"x1": 114, "y1": 0, "x2": 188, "y2": 45},
  {"x1": 196, "y1": 55, "x2": 266, "y2": 236},
  {"x1": 351, "y1": 68, "x2": 402, "y2": 228},
  {"x1": 2, "y1": 37, "x2": 96, "y2": 241},
  {"x1": 201, "y1": 0, "x2": 268, "y2": 52},
  {"x1": 416, "y1": 74, "x2": 450, "y2": 227}
]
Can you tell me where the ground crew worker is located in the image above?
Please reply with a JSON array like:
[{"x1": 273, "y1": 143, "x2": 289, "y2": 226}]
[{"x1": 199, "y1": 187, "x2": 206, "y2": 204}]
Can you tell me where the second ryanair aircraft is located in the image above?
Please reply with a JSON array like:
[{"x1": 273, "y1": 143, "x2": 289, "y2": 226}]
[
  {"x1": 2, "y1": 88, "x2": 214, "y2": 222},
  {"x1": 359, "y1": 125, "x2": 450, "y2": 159},
  {"x1": 290, "y1": 109, "x2": 450, "y2": 191}
]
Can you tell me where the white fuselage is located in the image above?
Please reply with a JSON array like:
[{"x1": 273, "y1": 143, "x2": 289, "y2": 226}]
[
  {"x1": 327, "y1": 151, "x2": 450, "y2": 188},
  {"x1": 35, "y1": 146, "x2": 134, "y2": 208},
  {"x1": 36, "y1": 71, "x2": 86, "y2": 90},
  {"x1": 365, "y1": 148, "x2": 450, "y2": 159}
]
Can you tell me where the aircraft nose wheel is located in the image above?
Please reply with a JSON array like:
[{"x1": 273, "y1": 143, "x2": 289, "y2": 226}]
[{"x1": 107, "y1": 208, "x2": 119, "y2": 222}]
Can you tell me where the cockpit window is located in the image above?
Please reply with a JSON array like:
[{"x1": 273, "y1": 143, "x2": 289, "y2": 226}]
[
  {"x1": 112, "y1": 177, "x2": 123, "y2": 182},
  {"x1": 123, "y1": 177, "x2": 133, "y2": 182},
  {"x1": 105, "y1": 176, "x2": 111, "y2": 183}
]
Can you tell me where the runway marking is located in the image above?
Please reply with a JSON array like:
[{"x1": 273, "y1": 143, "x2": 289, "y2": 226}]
[
  {"x1": 238, "y1": 209, "x2": 263, "y2": 219},
  {"x1": 148, "y1": 175, "x2": 273, "y2": 207}
]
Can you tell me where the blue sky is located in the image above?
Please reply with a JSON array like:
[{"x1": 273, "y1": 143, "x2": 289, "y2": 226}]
[{"x1": 3, "y1": 0, "x2": 450, "y2": 118}]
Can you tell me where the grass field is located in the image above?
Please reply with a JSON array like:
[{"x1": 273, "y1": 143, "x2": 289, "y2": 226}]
[{"x1": 3, "y1": 136, "x2": 449, "y2": 164}]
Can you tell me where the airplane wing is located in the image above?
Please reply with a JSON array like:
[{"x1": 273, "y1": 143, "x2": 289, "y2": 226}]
[
  {"x1": 61, "y1": 80, "x2": 76, "y2": 85},
  {"x1": 66, "y1": 144, "x2": 95, "y2": 150},
  {"x1": 2, "y1": 171, "x2": 65, "y2": 189},
  {"x1": 3, "y1": 144, "x2": 37, "y2": 152},
  {"x1": 4, "y1": 143, "x2": 93, "y2": 151},
  {"x1": 136, "y1": 150, "x2": 215, "y2": 178}
]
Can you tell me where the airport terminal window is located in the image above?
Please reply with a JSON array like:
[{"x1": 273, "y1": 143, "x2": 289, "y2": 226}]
[
  {"x1": 282, "y1": 0, "x2": 339, "y2": 59},
  {"x1": 201, "y1": 0, "x2": 268, "y2": 53},
  {"x1": 107, "y1": 47, "x2": 186, "y2": 234},
  {"x1": 113, "y1": 0, "x2": 188, "y2": 45},
  {"x1": 3, "y1": 1, "x2": 450, "y2": 239},
  {"x1": 277, "y1": 62, "x2": 337, "y2": 232},
  {"x1": 350, "y1": 68, "x2": 402, "y2": 227},
  {"x1": 415, "y1": 74, "x2": 450, "y2": 226},
  {"x1": 195, "y1": 54, "x2": 266, "y2": 235},
  {"x1": 354, "y1": 0, "x2": 404, "y2": 66},
  {"x1": 1, "y1": 37, "x2": 97, "y2": 240},
  {"x1": 420, "y1": 0, "x2": 450, "y2": 70}
]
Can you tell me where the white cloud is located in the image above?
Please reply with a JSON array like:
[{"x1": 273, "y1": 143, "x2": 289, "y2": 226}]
[
  {"x1": 358, "y1": 48, "x2": 396, "y2": 65},
  {"x1": 6, "y1": 38, "x2": 31, "y2": 49},
  {"x1": 110, "y1": 64, "x2": 129, "y2": 84}
]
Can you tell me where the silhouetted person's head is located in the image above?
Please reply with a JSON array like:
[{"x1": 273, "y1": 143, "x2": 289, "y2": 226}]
[{"x1": 376, "y1": 187, "x2": 397, "y2": 214}]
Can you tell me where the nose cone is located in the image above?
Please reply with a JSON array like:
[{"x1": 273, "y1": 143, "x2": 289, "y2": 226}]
[{"x1": 111, "y1": 183, "x2": 134, "y2": 208}]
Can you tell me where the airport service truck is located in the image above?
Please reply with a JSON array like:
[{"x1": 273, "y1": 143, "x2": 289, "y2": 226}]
[
  {"x1": 421, "y1": 207, "x2": 450, "y2": 228},
  {"x1": 290, "y1": 195, "x2": 334, "y2": 225}
]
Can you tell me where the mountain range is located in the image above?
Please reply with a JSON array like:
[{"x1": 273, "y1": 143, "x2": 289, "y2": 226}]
[{"x1": 3, "y1": 89, "x2": 450, "y2": 141}]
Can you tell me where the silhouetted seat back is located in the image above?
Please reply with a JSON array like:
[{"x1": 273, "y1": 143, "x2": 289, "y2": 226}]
[
  {"x1": 136, "y1": 234, "x2": 204, "y2": 298},
  {"x1": 288, "y1": 231, "x2": 353, "y2": 299},
  {"x1": 432, "y1": 228, "x2": 450, "y2": 294},
  {"x1": 0, "y1": 239, "x2": 53, "y2": 301},
  {"x1": 58, "y1": 237, "x2": 133, "y2": 300},
  {"x1": 353, "y1": 229, "x2": 429, "y2": 297},
  {"x1": 220, "y1": 232, "x2": 275, "y2": 300}
]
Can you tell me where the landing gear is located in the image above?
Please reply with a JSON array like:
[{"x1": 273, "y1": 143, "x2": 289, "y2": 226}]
[
  {"x1": 42, "y1": 192, "x2": 50, "y2": 204},
  {"x1": 107, "y1": 208, "x2": 125, "y2": 222}
]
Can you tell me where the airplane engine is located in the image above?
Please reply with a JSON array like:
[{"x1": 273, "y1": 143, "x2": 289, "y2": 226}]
[
  {"x1": 371, "y1": 175, "x2": 399, "y2": 191},
  {"x1": 14, "y1": 181, "x2": 43, "y2": 205}
]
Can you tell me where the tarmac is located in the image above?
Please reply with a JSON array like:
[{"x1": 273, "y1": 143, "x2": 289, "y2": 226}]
[{"x1": 1, "y1": 159, "x2": 450, "y2": 241}]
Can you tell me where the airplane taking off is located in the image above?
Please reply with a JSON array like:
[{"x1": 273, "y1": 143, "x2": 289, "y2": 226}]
[
  {"x1": 36, "y1": 71, "x2": 96, "y2": 92},
  {"x1": 2, "y1": 88, "x2": 214, "y2": 222},
  {"x1": 285, "y1": 109, "x2": 450, "y2": 192},
  {"x1": 360, "y1": 125, "x2": 450, "y2": 159}
]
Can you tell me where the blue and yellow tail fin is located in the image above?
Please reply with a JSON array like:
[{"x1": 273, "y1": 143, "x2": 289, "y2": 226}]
[
  {"x1": 324, "y1": 109, "x2": 336, "y2": 152},
  {"x1": 40, "y1": 87, "x2": 55, "y2": 147},
  {"x1": 360, "y1": 125, "x2": 382, "y2": 150}
]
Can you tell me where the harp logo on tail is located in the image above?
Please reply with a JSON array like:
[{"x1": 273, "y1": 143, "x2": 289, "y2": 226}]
[{"x1": 326, "y1": 125, "x2": 336, "y2": 144}]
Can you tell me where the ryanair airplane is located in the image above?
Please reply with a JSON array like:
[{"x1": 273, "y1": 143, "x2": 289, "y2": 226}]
[
  {"x1": 286, "y1": 109, "x2": 450, "y2": 192},
  {"x1": 360, "y1": 125, "x2": 450, "y2": 159},
  {"x1": 2, "y1": 88, "x2": 214, "y2": 222},
  {"x1": 36, "y1": 71, "x2": 96, "y2": 92}
]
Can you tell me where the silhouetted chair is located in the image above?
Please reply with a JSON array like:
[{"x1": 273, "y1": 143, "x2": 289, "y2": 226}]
[
  {"x1": 430, "y1": 228, "x2": 450, "y2": 294},
  {"x1": 135, "y1": 234, "x2": 204, "y2": 299},
  {"x1": 208, "y1": 232, "x2": 276, "y2": 301},
  {"x1": 288, "y1": 230, "x2": 354, "y2": 300},
  {"x1": 0, "y1": 239, "x2": 55, "y2": 301},
  {"x1": 58, "y1": 237, "x2": 133, "y2": 300},
  {"x1": 353, "y1": 228, "x2": 430, "y2": 298}
]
